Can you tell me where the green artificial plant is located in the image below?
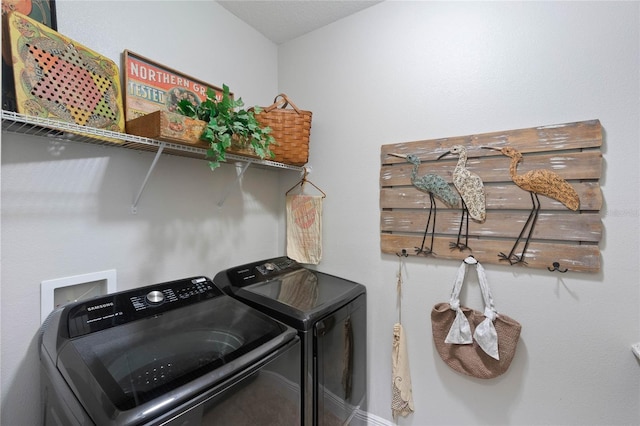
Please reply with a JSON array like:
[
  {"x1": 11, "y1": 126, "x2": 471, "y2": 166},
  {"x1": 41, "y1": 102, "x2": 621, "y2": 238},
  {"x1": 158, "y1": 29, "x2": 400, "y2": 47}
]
[{"x1": 177, "y1": 84, "x2": 275, "y2": 170}]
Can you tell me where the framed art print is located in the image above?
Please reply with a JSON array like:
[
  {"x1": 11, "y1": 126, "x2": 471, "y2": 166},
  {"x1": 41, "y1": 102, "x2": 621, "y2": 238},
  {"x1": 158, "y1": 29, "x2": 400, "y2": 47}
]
[{"x1": 2, "y1": 0, "x2": 57, "y2": 111}]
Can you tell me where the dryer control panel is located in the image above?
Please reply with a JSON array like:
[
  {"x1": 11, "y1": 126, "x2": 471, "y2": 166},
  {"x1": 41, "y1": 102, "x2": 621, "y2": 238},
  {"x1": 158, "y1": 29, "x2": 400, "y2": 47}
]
[
  {"x1": 222, "y1": 257, "x2": 301, "y2": 288},
  {"x1": 256, "y1": 257, "x2": 298, "y2": 275}
]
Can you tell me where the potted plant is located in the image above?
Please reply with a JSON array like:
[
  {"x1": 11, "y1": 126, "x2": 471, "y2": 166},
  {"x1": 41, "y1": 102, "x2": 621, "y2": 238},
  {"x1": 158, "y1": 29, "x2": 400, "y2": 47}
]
[{"x1": 176, "y1": 84, "x2": 275, "y2": 170}]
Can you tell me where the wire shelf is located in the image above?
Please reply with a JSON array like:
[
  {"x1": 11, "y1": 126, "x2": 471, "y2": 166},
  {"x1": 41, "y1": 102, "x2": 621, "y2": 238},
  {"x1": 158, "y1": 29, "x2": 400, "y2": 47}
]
[{"x1": 1, "y1": 110, "x2": 305, "y2": 172}]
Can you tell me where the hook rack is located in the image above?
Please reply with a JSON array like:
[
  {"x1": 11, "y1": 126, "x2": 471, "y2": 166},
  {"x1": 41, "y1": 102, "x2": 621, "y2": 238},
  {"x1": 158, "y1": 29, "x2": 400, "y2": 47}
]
[
  {"x1": 379, "y1": 119, "x2": 603, "y2": 273},
  {"x1": 547, "y1": 262, "x2": 568, "y2": 273}
]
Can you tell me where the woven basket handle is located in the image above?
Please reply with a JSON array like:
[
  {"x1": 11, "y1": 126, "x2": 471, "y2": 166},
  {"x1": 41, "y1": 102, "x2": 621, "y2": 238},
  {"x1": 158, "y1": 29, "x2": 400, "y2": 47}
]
[{"x1": 263, "y1": 93, "x2": 302, "y2": 114}]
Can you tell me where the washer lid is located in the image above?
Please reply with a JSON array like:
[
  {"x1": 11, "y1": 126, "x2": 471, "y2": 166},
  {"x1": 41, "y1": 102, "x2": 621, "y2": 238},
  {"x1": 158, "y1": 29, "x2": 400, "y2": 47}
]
[{"x1": 55, "y1": 293, "x2": 293, "y2": 421}]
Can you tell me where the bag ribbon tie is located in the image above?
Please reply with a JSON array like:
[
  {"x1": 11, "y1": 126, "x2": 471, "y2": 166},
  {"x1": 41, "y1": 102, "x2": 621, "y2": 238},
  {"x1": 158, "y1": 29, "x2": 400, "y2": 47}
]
[{"x1": 444, "y1": 256, "x2": 500, "y2": 360}]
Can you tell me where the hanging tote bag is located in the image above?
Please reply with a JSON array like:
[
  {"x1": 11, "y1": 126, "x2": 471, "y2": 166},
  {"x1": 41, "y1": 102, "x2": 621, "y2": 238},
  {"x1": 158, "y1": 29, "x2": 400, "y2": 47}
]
[{"x1": 431, "y1": 256, "x2": 522, "y2": 379}]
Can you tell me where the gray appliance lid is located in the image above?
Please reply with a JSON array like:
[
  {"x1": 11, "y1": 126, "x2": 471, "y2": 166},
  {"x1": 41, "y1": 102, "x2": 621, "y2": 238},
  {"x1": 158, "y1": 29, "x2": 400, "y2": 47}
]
[
  {"x1": 42, "y1": 277, "x2": 296, "y2": 423},
  {"x1": 216, "y1": 258, "x2": 366, "y2": 330}
]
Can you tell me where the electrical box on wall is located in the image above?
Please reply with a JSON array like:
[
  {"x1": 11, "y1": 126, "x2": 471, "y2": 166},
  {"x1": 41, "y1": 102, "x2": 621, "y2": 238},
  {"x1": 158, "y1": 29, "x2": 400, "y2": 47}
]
[{"x1": 41, "y1": 270, "x2": 117, "y2": 323}]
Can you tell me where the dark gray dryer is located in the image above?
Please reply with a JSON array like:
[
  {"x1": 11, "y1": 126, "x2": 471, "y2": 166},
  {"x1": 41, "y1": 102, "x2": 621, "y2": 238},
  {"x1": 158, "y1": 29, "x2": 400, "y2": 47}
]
[{"x1": 214, "y1": 257, "x2": 366, "y2": 426}]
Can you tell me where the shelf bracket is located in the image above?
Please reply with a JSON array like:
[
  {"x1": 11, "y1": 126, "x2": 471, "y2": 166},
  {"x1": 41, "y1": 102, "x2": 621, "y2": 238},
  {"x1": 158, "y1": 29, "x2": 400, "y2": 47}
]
[
  {"x1": 217, "y1": 160, "x2": 252, "y2": 207},
  {"x1": 131, "y1": 142, "x2": 166, "y2": 214}
]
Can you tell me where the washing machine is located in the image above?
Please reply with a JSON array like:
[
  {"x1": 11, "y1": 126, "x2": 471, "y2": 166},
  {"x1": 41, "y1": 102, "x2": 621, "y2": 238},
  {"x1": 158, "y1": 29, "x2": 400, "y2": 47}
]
[
  {"x1": 39, "y1": 275, "x2": 301, "y2": 425},
  {"x1": 214, "y1": 257, "x2": 366, "y2": 426}
]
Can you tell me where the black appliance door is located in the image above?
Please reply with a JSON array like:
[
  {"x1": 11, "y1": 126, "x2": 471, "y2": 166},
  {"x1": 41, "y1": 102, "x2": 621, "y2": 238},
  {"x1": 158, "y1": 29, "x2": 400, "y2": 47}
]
[
  {"x1": 58, "y1": 295, "x2": 294, "y2": 425},
  {"x1": 314, "y1": 294, "x2": 366, "y2": 425}
]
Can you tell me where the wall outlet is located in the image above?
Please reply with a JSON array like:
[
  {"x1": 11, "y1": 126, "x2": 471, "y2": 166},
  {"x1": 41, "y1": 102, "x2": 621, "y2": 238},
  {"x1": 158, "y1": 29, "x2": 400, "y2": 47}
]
[{"x1": 632, "y1": 342, "x2": 640, "y2": 361}]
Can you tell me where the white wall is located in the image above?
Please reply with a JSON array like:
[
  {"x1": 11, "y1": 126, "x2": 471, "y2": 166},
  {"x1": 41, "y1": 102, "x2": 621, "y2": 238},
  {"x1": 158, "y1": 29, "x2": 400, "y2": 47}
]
[
  {"x1": 278, "y1": 1, "x2": 639, "y2": 425},
  {"x1": 1, "y1": 2, "x2": 286, "y2": 425},
  {"x1": 2, "y1": 1, "x2": 639, "y2": 425}
]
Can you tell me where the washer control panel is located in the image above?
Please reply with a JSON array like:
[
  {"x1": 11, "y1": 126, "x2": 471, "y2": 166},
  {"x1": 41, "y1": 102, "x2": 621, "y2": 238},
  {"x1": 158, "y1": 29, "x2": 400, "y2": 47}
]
[
  {"x1": 65, "y1": 276, "x2": 222, "y2": 338},
  {"x1": 128, "y1": 277, "x2": 214, "y2": 312}
]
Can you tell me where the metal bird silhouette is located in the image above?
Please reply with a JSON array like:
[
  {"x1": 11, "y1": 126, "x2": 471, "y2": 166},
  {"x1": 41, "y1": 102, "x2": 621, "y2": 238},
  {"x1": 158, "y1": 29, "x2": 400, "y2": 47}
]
[
  {"x1": 483, "y1": 145, "x2": 580, "y2": 265},
  {"x1": 390, "y1": 153, "x2": 460, "y2": 255},
  {"x1": 438, "y1": 145, "x2": 486, "y2": 251}
]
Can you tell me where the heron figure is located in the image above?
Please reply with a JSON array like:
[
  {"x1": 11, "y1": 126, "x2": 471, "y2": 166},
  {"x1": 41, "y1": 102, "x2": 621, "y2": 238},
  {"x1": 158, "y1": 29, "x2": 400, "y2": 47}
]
[
  {"x1": 390, "y1": 153, "x2": 460, "y2": 255},
  {"x1": 437, "y1": 145, "x2": 486, "y2": 251},
  {"x1": 483, "y1": 145, "x2": 580, "y2": 265}
]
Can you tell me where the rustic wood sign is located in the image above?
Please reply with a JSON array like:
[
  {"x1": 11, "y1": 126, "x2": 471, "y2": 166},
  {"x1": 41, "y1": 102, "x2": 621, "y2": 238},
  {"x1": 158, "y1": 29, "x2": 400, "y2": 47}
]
[{"x1": 380, "y1": 119, "x2": 603, "y2": 273}]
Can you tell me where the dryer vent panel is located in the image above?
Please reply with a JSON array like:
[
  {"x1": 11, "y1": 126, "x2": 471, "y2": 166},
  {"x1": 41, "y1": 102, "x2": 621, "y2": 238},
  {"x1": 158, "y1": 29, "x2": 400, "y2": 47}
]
[{"x1": 41, "y1": 270, "x2": 117, "y2": 323}]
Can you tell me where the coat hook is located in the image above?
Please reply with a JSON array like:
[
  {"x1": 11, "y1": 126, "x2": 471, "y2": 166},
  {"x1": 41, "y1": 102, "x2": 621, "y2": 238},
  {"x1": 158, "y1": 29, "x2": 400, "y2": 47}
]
[
  {"x1": 548, "y1": 262, "x2": 568, "y2": 273},
  {"x1": 396, "y1": 249, "x2": 408, "y2": 257},
  {"x1": 463, "y1": 255, "x2": 477, "y2": 264}
]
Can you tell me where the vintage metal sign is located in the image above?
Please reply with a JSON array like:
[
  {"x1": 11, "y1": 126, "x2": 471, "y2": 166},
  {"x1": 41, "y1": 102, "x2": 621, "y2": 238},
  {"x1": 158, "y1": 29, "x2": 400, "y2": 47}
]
[{"x1": 123, "y1": 50, "x2": 226, "y2": 121}]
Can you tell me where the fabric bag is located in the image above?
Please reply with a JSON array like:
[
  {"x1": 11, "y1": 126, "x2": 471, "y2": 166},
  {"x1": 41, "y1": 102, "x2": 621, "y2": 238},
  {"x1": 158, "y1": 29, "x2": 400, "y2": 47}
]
[
  {"x1": 431, "y1": 256, "x2": 522, "y2": 379},
  {"x1": 392, "y1": 323, "x2": 414, "y2": 418},
  {"x1": 286, "y1": 194, "x2": 323, "y2": 264}
]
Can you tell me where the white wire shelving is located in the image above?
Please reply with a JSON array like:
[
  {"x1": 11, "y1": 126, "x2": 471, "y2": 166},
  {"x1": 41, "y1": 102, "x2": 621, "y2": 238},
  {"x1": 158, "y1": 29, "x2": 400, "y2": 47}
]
[{"x1": 1, "y1": 110, "x2": 306, "y2": 211}]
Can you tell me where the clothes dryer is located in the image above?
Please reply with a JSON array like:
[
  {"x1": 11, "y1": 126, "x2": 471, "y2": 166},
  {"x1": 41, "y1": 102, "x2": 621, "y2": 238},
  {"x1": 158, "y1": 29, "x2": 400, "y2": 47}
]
[{"x1": 214, "y1": 257, "x2": 366, "y2": 426}]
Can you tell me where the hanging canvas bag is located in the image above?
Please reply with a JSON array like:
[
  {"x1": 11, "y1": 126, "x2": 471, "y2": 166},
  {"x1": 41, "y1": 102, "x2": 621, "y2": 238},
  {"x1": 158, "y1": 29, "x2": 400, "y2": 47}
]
[
  {"x1": 286, "y1": 194, "x2": 323, "y2": 265},
  {"x1": 431, "y1": 256, "x2": 522, "y2": 379}
]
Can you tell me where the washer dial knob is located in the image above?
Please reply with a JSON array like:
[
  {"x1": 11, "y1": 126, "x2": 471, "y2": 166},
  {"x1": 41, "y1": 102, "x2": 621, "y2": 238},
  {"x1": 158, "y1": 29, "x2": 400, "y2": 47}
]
[{"x1": 146, "y1": 290, "x2": 164, "y2": 305}]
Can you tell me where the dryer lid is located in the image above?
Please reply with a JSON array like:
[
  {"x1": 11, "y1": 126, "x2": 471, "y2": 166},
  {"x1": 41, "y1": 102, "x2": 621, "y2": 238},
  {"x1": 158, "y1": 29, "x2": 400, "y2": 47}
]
[{"x1": 235, "y1": 268, "x2": 365, "y2": 330}]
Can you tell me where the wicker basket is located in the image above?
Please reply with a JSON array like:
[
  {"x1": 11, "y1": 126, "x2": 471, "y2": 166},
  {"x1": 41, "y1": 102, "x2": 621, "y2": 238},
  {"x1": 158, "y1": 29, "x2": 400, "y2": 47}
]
[{"x1": 254, "y1": 94, "x2": 312, "y2": 166}]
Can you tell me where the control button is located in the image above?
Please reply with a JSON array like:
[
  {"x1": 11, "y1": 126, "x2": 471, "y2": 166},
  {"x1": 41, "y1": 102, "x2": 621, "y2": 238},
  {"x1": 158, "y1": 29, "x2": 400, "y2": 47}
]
[
  {"x1": 264, "y1": 262, "x2": 276, "y2": 271},
  {"x1": 146, "y1": 290, "x2": 164, "y2": 305}
]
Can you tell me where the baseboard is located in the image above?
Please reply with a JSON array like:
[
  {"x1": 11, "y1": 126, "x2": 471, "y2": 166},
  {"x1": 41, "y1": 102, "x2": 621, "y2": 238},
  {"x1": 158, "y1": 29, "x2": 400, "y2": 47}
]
[
  {"x1": 263, "y1": 371, "x2": 394, "y2": 426},
  {"x1": 350, "y1": 409, "x2": 394, "y2": 426}
]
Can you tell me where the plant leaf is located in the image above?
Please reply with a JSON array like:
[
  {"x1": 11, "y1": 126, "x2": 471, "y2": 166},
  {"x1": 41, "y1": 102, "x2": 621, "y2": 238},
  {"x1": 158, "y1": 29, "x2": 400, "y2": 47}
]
[
  {"x1": 178, "y1": 83, "x2": 277, "y2": 172},
  {"x1": 177, "y1": 99, "x2": 196, "y2": 117}
]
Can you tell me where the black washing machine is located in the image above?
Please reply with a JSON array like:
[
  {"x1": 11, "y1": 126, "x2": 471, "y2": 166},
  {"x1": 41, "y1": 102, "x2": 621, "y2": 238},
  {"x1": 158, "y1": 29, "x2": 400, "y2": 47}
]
[
  {"x1": 40, "y1": 276, "x2": 301, "y2": 425},
  {"x1": 214, "y1": 257, "x2": 366, "y2": 426}
]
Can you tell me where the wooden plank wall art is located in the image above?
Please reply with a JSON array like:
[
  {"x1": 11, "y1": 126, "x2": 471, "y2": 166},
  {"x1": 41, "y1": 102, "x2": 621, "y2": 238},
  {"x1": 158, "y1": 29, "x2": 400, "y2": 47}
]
[{"x1": 380, "y1": 119, "x2": 603, "y2": 273}]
